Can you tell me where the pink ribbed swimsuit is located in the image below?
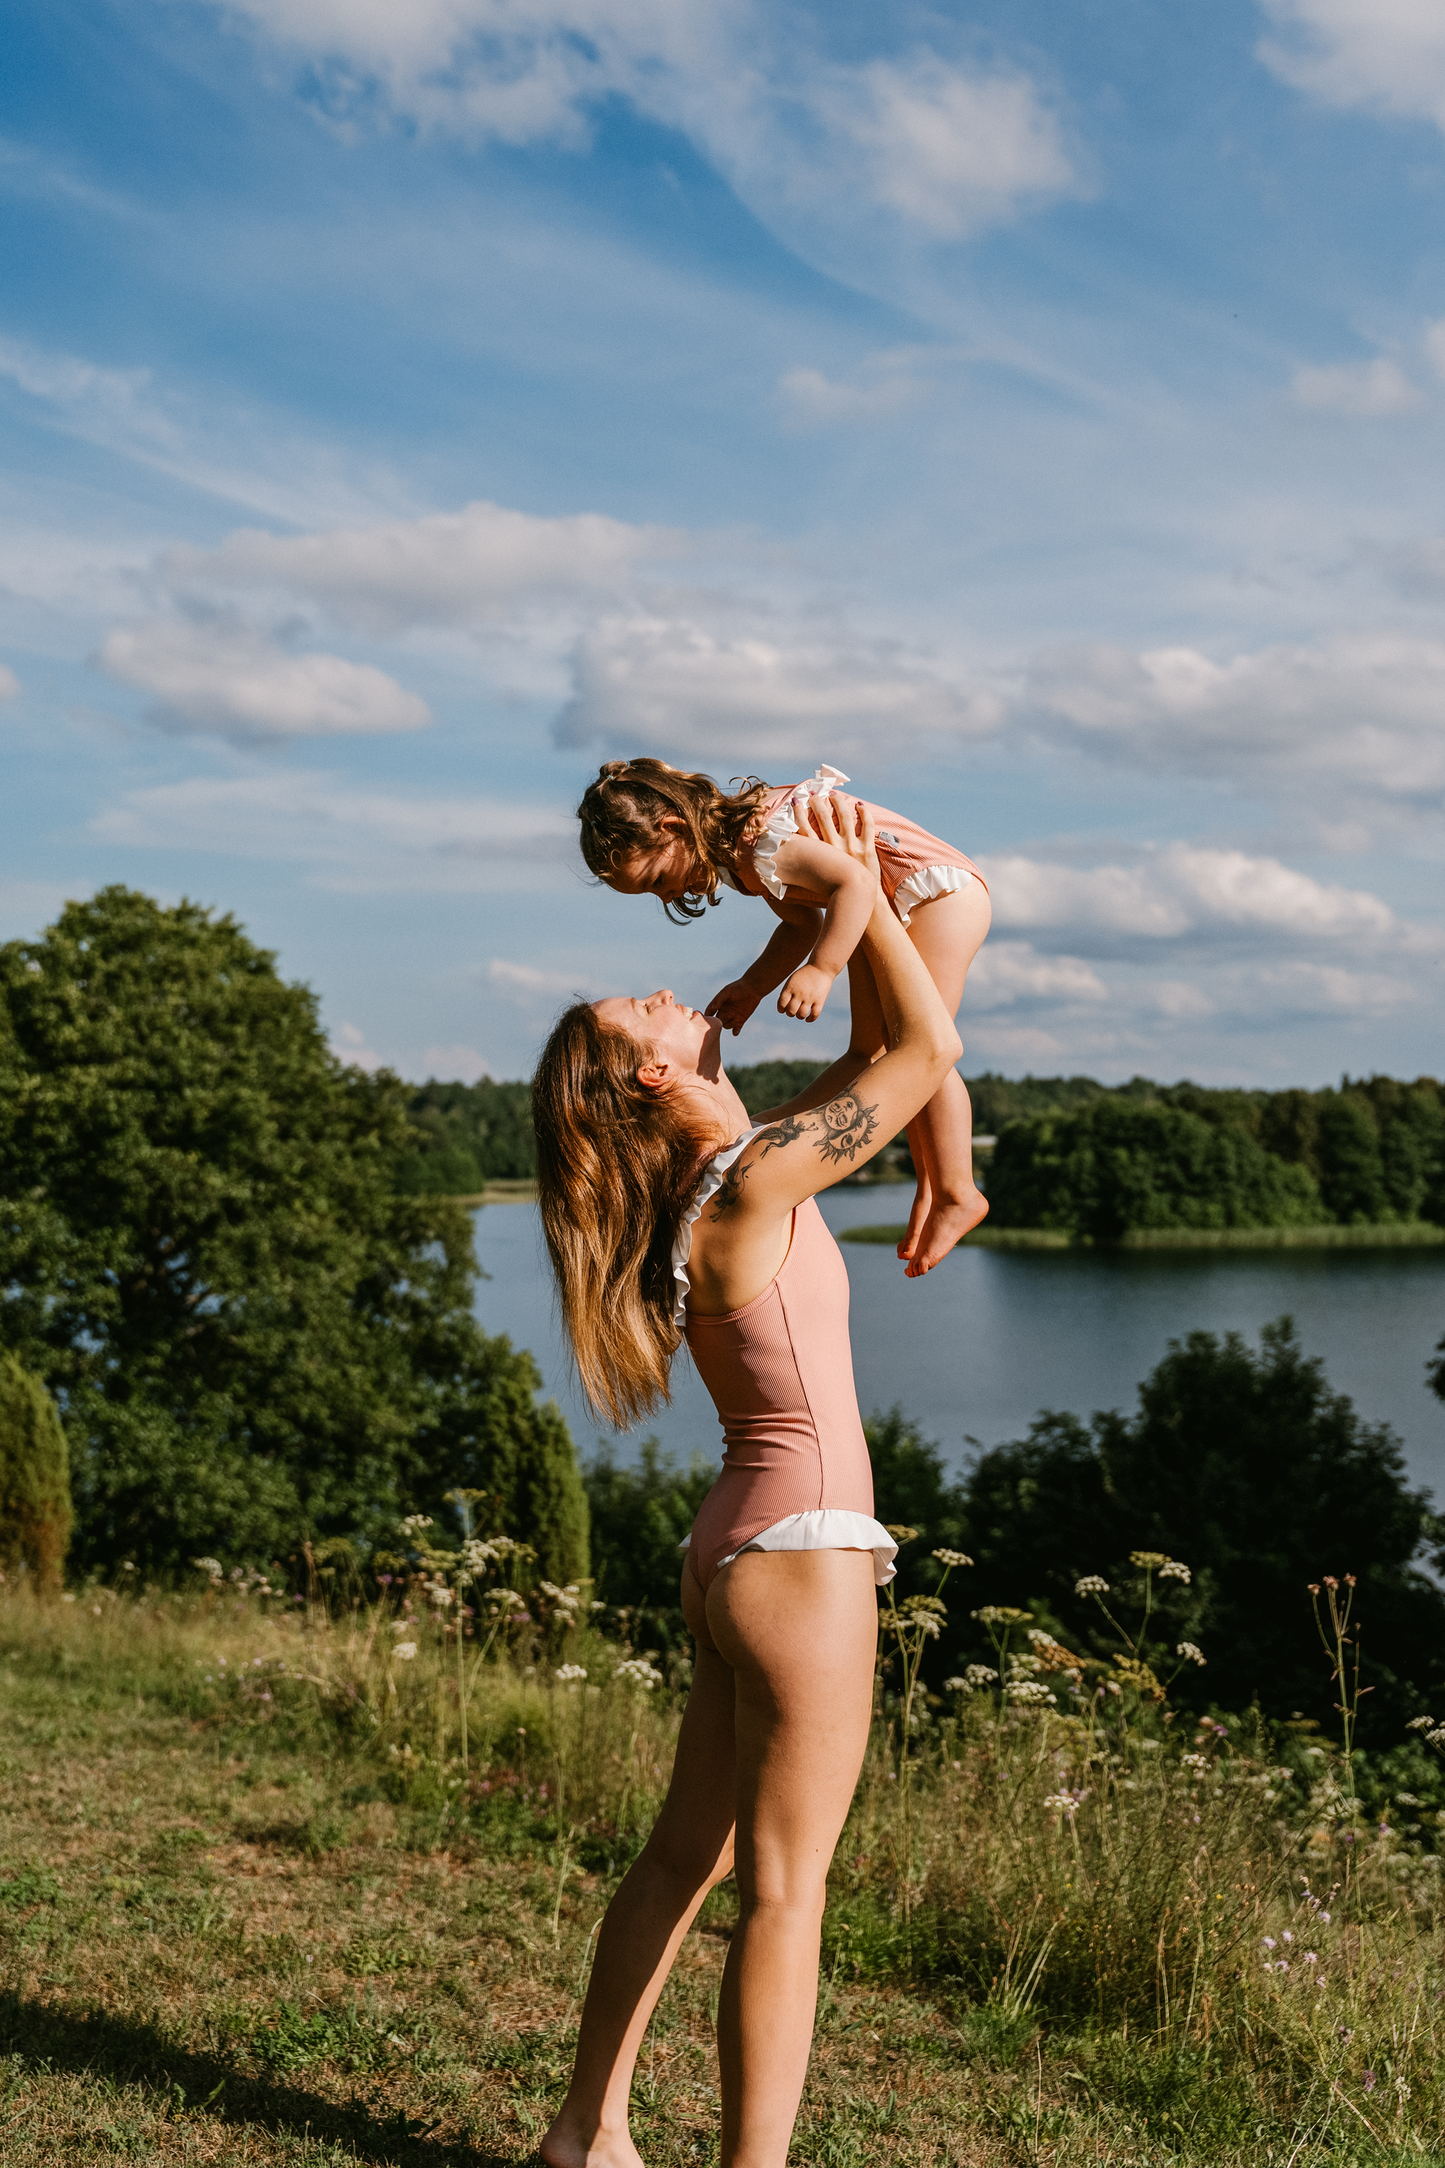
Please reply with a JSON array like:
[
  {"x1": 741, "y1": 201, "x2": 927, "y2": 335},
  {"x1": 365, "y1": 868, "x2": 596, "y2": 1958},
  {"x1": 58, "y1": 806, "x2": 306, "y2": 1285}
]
[
  {"x1": 721, "y1": 765, "x2": 988, "y2": 927},
  {"x1": 678, "y1": 1151, "x2": 894, "y2": 1591}
]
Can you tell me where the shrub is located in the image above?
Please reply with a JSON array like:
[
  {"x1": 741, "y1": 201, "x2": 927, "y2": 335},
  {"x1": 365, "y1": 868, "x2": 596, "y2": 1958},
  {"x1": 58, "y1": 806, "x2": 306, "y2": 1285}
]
[{"x1": 0, "y1": 1354, "x2": 73, "y2": 1591}]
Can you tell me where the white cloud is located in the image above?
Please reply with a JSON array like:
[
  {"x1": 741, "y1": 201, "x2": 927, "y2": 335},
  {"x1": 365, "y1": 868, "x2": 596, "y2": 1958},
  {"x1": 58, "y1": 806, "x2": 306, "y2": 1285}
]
[
  {"x1": 92, "y1": 772, "x2": 575, "y2": 891},
  {"x1": 330, "y1": 1020, "x2": 385, "y2": 1072},
  {"x1": 1025, "y1": 632, "x2": 1445, "y2": 810},
  {"x1": 982, "y1": 844, "x2": 1398, "y2": 953},
  {"x1": 779, "y1": 365, "x2": 920, "y2": 427},
  {"x1": 203, "y1": 2, "x2": 1079, "y2": 241},
  {"x1": 814, "y1": 53, "x2": 1078, "y2": 239},
  {"x1": 555, "y1": 614, "x2": 1004, "y2": 766},
  {"x1": 1290, "y1": 357, "x2": 1421, "y2": 415},
  {"x1": 487, "y1": 958, "x2": 588, "y2": 997},
  {"x1": 96, "y1": 619, "x2": 430, "y2": 741},
  {"x1": 0, "y1": 664, "x2": 19, "y2": 700},
  {"x1": 164, "y1": 500, "x2": 683, "y2": 635},
  {"x1": 1259, "y1": 0, "x2": 1445, "y2": 134},
  {"x1": 421, "y1": 1043, "x2": 493, "y2": 1082},
  {"x1": 1426, "y1": 321, "x2": 1445, "y2": 380},
  {"x1": 966, "y1": 940, "x2": 1106, "y2": 1011}
]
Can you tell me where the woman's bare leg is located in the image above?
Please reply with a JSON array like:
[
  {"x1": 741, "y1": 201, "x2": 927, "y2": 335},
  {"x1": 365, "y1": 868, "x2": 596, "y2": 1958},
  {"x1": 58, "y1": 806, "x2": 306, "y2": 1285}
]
[
  {"x1": 707, "y1": 1549, "x2": 878, "y2": 2167},
  {"x1": 541, "y1": 1599, "x2": 738, "y2": 2168},
  {"x1": 898, "y1": 881, "x2": 992, "y2": 1275}
]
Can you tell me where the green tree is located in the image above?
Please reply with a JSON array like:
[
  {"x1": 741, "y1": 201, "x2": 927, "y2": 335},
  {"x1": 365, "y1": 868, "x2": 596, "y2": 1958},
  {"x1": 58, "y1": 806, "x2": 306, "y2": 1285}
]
[
  {"x1": 987, "y1": 1100, "x2": 1325, "y2": 1240},
  {"x1": 0, "y1": 1354, "x2": 73, "y2": 1591},
  {"x1": 0, "y1": 887, "x2": 585, "y2": 1576},
  {"x1": 419, "y1": 1338, "x2": 589, "y2": 1585},
  {"x1": 394, "y1": 1078, "x2": 537, "y2": 1194},
  {"x1": 957, "y1": 1319, "x2": 1445, "y2": 1734}
]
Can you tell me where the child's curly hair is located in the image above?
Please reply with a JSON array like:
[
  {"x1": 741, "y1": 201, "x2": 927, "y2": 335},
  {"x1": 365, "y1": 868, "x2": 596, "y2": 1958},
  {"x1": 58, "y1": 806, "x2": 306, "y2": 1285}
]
[{"x1": 577, "y1": 758, "x2": 770, "y2": 923}]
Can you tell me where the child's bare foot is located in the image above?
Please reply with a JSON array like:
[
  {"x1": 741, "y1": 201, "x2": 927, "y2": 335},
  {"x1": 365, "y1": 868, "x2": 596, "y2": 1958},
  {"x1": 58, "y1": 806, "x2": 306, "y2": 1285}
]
[
  {"x1": 903, "y1": 1187, "x2": 989, "y2": 1277},
  {"x1": 540, "y1": 2112, "x2": 646, "y2": 2168},
  {"x1": 897, "y1": 1176, "x2": 932, "y2": 1264}
]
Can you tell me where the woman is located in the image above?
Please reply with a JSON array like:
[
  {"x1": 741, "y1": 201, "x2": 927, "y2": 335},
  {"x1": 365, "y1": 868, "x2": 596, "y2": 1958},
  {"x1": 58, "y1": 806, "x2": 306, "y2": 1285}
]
[{"x1": 533, "y1": 795, "x2": 962, "y2": 2168}]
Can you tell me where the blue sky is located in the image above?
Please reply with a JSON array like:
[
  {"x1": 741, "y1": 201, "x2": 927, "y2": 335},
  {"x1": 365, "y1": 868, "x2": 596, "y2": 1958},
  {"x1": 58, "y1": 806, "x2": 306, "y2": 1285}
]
[{"x1": 3, "y1": 0, "x2": 1445, "y2": 1086}]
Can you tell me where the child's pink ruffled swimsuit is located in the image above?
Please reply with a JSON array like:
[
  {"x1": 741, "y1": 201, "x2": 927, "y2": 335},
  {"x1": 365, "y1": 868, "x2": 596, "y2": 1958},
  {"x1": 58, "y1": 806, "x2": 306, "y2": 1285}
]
[
  {"x1": 672, "y1": 1126, "x2": 897, "y2": 1592},
  {"x1": 718, "y1": 763, "x2": 987, "y2": 925}
]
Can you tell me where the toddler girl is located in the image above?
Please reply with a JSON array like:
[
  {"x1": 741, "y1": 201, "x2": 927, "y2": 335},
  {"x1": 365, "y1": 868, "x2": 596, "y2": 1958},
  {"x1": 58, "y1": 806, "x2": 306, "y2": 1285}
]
[{"x1": 576, "y1": 756, "x2": 991, "y2": 1275}]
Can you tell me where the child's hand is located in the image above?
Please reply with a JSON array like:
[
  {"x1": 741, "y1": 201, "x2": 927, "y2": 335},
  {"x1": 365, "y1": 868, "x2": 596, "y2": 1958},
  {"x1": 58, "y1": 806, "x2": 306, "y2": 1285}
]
[
  {"x1": 705, "y1": 979, "x2": 762, "y2": 1035},
  {"x1": 777, "y1": 964, "x2": 836, "y2": 1022}
]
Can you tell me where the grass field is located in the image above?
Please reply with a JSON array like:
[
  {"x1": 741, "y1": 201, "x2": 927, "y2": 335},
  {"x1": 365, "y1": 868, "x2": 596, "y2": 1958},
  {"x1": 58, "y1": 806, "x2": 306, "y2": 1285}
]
[{"x1": 1, "y1": 1564, "x2": 1442, "y2": 2167}]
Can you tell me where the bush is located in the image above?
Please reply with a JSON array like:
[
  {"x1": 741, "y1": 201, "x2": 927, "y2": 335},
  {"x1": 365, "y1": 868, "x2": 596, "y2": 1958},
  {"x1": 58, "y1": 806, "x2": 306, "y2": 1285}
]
[
  {"x1": 957, "y1": 1318, "x2": 1445, "y2": 1734},
  {"x1": 0, "y1": 1354, "x2": 73, "y2": 1591}
]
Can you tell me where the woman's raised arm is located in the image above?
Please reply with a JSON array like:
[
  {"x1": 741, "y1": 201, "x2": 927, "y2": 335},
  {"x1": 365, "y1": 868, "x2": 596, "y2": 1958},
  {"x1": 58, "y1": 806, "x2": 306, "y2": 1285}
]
[{"x1": 702, "y1": 796, "x2": 961, "y2": 1226}]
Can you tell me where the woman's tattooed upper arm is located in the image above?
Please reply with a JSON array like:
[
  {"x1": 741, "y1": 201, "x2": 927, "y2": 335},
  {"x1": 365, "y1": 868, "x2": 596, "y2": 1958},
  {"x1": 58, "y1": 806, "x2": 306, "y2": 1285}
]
[
  {"x1": 757, "y1": 1112, "x2": 806, "y2": 1157},
  {"x1": 815, "y1": 1092, "x2": 881, "y2": 1166}
]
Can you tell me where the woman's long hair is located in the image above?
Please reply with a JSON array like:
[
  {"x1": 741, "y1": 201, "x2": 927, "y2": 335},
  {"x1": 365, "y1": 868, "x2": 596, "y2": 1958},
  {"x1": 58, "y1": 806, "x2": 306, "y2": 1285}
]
[
  {"x1": 532, "y1": 1002, "x2": 715, "y2": 1427},
  {"x1": 576, "y1": 758, "x2": 768, "y2": 922}
]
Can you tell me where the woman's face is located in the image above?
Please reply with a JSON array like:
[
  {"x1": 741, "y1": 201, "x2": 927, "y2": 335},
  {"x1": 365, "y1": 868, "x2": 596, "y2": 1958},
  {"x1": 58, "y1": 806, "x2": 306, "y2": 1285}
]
[{"x1": 593, "y1": 987, "x2": 717, "y2": 1079}]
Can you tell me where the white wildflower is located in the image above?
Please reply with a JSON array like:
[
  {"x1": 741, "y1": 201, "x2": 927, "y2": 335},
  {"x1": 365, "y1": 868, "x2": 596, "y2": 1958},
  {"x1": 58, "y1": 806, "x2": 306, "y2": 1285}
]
[
  {"x1": 932, "y1": 1549, "x2": 973, "y2": 1568},
  {"x1": 392, "y1": 1642, "x2": 418, "y2": 1661},
  {"x1": 1042, "y1": 1790, "x2": 1085, "y2": 1815},
  {"x1": 972, "y1": 1605, "x2": 1032, "y2": 1624},
  {"x1": 555, "y1": 1664, "x2": 588, "y2": 1683},
  {"x1": 193, "y1": 1557, "x2": 223, "y2": 1581},
  {"x1": 964, "y1": 1664, "x2": 999, "y2": 1688},
  {"x1": 614, "y1": 1659, "x2": 664, "y2": 1691},
  {"x1": 1181, "y1": 1753, "x2": 1209, "y2": 1770},
  {"x1": 398, "y1": 1514, "x2": 434, "y2": 1536},
  {"x1": 1176, "y1": 1642, "x2": 1206, "y2": 1665},
  {"x1": 1158, "y1": 1560, "x2": 1192, "y2": 1583},
  {"x1": 943, "y1": 1677, "x2": 967, "y2": 1693},
  {"x1": 1075, "y1": 1575, "x2": 1110, "y2": 1596},
  {"x1": 1406, "y1": 1714, "x2": 1433, "y2": 1731},
  {"x1": 1006, "y1": 1681, "x2": 1055, "y2": 1706},
  {"x1": 1007, "y1": 1652, "x2": 1045, "y2": 1677},
  {"x1": 1428, "y1": 1728, "x2": 1445, "y2": 1750}
]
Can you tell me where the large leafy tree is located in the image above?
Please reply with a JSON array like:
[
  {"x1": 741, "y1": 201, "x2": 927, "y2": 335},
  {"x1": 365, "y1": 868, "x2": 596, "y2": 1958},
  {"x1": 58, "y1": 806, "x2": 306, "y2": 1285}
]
[
  {"x1": 957, "y1": 1319, "x2": 1445, "y2": 1735},
  {"x1": 0, "y1": 887, "x2": 586, "y2": 1577}
]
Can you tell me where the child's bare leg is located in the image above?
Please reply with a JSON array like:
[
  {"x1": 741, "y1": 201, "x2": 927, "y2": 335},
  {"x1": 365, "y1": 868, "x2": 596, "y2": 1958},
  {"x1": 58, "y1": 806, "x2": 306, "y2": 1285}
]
[
  {"x1": 897, "y1": 1116, "x2": 932, "y2": 1262},
  {"x1": 900, "y1": 881, "x2": 991, "y2": 1276}
]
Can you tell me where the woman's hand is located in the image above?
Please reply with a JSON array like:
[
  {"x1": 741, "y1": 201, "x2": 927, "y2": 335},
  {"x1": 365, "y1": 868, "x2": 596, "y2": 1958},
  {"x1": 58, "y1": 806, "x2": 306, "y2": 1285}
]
[{"x1": 804, "y1": 789, "x2": 880, "y2": 881}]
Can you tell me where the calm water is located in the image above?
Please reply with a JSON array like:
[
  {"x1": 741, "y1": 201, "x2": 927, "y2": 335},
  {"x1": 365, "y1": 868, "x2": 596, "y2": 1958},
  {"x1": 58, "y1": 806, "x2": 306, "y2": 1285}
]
[{"x1": 471, "y1": 1190, "x2": 1445, "y2": 1499}]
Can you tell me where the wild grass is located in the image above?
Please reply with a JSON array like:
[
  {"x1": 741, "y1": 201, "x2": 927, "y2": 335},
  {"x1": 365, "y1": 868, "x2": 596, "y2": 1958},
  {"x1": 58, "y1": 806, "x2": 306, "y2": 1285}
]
[{"x1": 1, "y1": 1539, "x2": 1443, "y2": 2164}]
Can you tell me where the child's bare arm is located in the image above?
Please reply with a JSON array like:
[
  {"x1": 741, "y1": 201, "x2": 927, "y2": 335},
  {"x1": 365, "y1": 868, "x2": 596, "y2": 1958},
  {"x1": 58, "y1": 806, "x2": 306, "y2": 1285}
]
[
  {"x1": 767, "y1": 831, "x2": 876, "y2": 1024},
  {"x1": 705, "y1": 899, "x2": 822, "y2": 1035}
]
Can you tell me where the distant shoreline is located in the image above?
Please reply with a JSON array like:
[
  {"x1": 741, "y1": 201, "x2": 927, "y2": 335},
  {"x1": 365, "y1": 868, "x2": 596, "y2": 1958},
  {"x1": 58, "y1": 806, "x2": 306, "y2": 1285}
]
[{"x1": 839, "y1": 1221, "x2": 1445, "y2": 1253}]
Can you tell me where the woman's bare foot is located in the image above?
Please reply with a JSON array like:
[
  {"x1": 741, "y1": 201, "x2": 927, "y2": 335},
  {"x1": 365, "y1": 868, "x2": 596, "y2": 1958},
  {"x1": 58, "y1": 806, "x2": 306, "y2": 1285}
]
[
  {"x1": 897, "y1": 1176, "x2": 932, "y2": 1263},
  {"x1": 540, "y1": 2111, "x2": 646, "y2": 2168},
  {"x1": 903, "y1": 1186, "x2": 989, "y2": 1277}
]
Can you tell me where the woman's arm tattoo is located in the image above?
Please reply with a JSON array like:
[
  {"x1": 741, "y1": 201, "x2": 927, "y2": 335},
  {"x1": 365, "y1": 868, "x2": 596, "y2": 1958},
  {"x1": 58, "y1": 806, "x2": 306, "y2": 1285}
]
[
  {"x1": 816, "y1": 1093, "x2": 881, "y2": 1166},
  {"x1": 708, "y1": 1161, "x2": 751, "y2": 1218},
  {"x1": 757, "y1": 1112, "x2": 806, "y2": 1157}
]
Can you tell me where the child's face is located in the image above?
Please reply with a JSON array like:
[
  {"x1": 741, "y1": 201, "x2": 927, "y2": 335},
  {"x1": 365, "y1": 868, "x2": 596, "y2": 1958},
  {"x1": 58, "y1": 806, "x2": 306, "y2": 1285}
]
[{"x1": 609, "y1": 829, "x2": 698, "y2": 904}]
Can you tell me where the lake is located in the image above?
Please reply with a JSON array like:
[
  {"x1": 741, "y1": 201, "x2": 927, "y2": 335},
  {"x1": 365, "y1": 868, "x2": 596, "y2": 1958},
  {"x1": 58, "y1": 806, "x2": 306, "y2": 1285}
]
[{"x1": 471, "y1": 1188, "x2": 1445, "y2": 1500}]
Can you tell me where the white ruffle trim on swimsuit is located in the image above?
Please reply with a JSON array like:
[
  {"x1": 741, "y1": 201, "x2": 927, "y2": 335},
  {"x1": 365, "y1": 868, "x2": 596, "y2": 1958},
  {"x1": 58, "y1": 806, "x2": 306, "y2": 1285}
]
[
  {"x1": 671, "y1": 1123, "x2": 771, "y2": 1330},
  {"x1": 750, "y1": 763, "x2": 852, "y2": 901},
  {"x1": 680, "y1": 1511, "x2": 898, "y2": 1586},
  {"x1": 891, "y1": 861, "x2": 978, "y2": 928}
]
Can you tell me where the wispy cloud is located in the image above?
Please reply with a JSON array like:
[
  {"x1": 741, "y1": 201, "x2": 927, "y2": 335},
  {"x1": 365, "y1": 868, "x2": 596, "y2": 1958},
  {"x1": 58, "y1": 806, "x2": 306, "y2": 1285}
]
[
  {"x1": 93, "y1": 772, "x2": 574, "y2": 890},
  {"x1": 200, "y1": 1, "x2": 1082, "y2": 248},
  {"x1": 1259, "y1": 0, "x2": 1445, "y2": 135},
  {"x1": 0, "y1": 664, "x2": 19, "y2": 700},
  {"x1": 96, "y1": 619, "x2": 430, "y2": 741},
  {"x1": 778, "y1": 362, "x2": 921, "y2": 427},
  {"x1": 1290, "y1": 356, "x2": 1422, "y2": 415},
  {"x1": 164, "y1": 500, "x2": 686, "y2": 635}
]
